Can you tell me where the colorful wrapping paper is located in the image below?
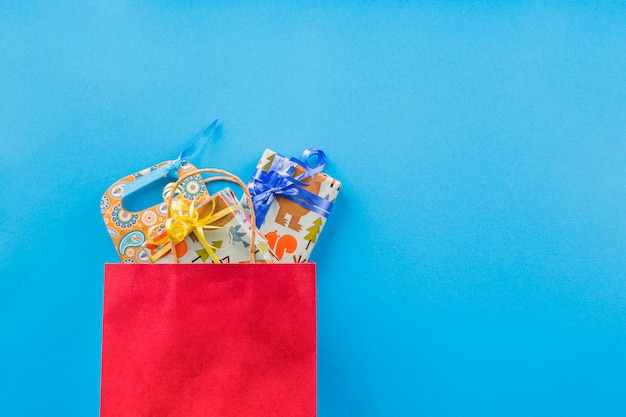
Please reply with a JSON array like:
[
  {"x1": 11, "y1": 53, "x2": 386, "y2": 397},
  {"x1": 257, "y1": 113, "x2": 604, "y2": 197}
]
[
  {"x1": 102, "y1": 162, "x2": 276, "y2": 264},
  {"x1": 101, "y1": 161, "x2": 207, "y2": 263},
  {"x1": 246, "y1": 148, "x2": 341, "y2": 263},
  {"x1": 147, "y1": 188, "x2": 277, "y2": 264}
]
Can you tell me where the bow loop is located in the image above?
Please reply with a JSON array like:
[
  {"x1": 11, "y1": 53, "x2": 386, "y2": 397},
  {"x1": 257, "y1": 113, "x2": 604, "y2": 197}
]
[
  {"x1": 147, "y1": 193, "x2": 235, "y2": 263},
  {"x1": 290, "y1": 148, "x2": 327, "y2": 180}
]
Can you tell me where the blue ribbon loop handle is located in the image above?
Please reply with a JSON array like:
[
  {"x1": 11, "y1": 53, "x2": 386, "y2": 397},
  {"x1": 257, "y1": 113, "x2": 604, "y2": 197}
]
[
  {"x1": 248, "y1": 148, "x2": 334, "y2": 228},
  {"x1": 122, "y1": 119, "x2": 219, "y2": 199}
]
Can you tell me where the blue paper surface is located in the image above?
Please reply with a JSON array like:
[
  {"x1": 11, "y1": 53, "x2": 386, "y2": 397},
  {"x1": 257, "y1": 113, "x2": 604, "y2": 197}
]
[{"x1": 2, "y1": 2, "x2": 626, "y2": 416}]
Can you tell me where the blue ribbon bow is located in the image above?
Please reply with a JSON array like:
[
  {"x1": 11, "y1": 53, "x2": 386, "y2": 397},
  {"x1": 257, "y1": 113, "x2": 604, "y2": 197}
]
[
  {"x1": 248, "y1": 148, "x2": 334, "y2": 228},
  {"x1": 122, "y1": 119, "x2": 218, "y2": 199}
]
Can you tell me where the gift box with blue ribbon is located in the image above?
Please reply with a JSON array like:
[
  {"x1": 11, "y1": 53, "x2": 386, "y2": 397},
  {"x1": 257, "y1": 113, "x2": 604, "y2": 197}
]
[{"x1": 246, "y1": 148, "x2": 341, "y2": 263}]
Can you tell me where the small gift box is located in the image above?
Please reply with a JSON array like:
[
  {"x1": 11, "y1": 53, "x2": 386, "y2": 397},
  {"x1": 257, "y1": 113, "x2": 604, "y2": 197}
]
[
  {"x1": 247, "y1": 148, "x2": 341, "y2": 263},
  {"x1": 146, "y1": 182, "x2": 277, "y2": 264}
]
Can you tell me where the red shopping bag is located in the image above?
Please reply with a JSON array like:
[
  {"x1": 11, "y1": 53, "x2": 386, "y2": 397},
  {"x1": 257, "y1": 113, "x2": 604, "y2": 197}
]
[
  {"x1": 101, "y1": 263, "x2": 316, "y2": 417},
  {"x1": 100, "y1": 169, "x2": 316, "y2": 417}
]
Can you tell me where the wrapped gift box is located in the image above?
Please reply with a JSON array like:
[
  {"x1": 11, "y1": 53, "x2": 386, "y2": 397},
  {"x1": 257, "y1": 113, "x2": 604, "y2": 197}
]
[
  {"x1": 146, "y1": 187, "x2": 277, "y2": 264},
  {"x1": 246, "y1": 148, "x2": 341, "y2": 263}
]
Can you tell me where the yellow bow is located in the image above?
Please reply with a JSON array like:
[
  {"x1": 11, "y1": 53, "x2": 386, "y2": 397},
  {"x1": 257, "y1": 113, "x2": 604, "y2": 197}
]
[{"x1": 147, "y1": 196, "x2": 235, "y2": 263}]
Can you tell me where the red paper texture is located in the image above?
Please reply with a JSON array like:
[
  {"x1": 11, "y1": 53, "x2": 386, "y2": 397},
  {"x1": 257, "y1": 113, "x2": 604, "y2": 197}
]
[{"x1": 101, "y1": 263, "x2": 316, "y2": 417}]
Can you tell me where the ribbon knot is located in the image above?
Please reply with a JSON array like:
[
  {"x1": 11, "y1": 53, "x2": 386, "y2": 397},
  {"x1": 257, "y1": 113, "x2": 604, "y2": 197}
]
[
  {"x1": 147, "y1": 195, "x2": 236, "y2": 263},
  {"x1": 248, "y1": 148, "x2": 333, "y2": 228},
  {"x1": 251, "y1": 170, "x2": 303, "y2": 206}
]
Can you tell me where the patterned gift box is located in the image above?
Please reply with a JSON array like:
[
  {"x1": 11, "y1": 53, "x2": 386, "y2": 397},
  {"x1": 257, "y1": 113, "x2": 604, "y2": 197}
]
[
  {"x1": 246, "y1": 148, "x2": 341, "y2": 263},
  {"x1": 146, "y1": 187, "x2": 277, "y2": 264},
  {"x1": 101, "y1": 161, "x2": 206, "y2": 263}
]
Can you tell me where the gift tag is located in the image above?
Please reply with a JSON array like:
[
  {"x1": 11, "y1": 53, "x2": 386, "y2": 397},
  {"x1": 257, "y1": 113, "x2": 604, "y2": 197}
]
[{"x1": 101, "y1": 161, "x2": 210, "y2": 263}]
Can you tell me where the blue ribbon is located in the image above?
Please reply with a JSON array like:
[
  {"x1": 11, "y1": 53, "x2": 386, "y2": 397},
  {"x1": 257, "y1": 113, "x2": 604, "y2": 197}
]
[
  {"x1": 122, "y1": 119, "x2": 218, "y2": 199},
  {"x1": 248, "y1": 148, "x2": 334, "y2": 228}
]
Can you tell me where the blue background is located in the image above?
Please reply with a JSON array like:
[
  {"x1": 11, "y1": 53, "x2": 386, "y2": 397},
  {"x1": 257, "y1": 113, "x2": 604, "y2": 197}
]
[{"x1": 2, "y1": 2, "x2": 626, "y2": 416}]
